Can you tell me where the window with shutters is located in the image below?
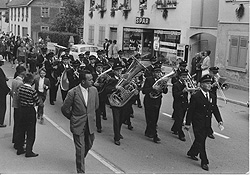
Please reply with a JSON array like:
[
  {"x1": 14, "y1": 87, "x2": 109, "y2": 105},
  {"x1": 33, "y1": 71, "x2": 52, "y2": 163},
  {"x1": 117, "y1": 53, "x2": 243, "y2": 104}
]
[
  {"x1": 227, "y1": 35, "x2": 248, "y2": 72},
  {"x1": 98, "y1": 26, "x2": 105, "y2": 46},
  {"x1": 88, "y1": 25, "x2": 95, "y2": 44}
]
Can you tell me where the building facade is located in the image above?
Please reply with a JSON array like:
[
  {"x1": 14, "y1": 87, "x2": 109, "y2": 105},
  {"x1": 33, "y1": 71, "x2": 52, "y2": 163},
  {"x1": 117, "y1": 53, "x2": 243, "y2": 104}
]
[
  {"x1": 83, "y1": 0, "x2": 249, "y2": 87},
  {"x1": 7, "y1": 0, "x2": 63, "y2": 42},
  {"x1": 0, "y1": 0, "x2": 9, "y2": 33},
  {"x1": 84, "y1": 0, "x2": 194, "y2": 66},
  {"x1": 216, "y1": 0, "x2": 249, "y2": 88}
]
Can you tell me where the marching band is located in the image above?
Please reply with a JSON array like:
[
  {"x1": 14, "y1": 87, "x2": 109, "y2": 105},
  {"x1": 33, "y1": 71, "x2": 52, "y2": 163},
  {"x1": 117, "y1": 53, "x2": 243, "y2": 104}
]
[{"x1": 1, "y1": 42, "x2": 229, "y2": 171}]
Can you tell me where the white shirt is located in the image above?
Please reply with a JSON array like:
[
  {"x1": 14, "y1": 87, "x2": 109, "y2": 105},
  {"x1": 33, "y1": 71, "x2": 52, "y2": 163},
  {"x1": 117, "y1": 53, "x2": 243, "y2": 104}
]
[
  {"x1": 80, "y1": 85, "x2": 88, "y2": 106},
  {"x1": 201, "y1": 88, "x2": 209, "y2": 101},
  {"x1": 38, "y1": 77, "x2": 45, "y2": 92}
]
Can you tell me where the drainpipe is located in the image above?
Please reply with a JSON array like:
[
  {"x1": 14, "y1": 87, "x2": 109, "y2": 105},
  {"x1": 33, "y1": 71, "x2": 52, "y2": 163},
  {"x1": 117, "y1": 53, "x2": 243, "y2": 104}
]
[{"x1": 200, "y1": 0, "x2": 204, "y2": 27}]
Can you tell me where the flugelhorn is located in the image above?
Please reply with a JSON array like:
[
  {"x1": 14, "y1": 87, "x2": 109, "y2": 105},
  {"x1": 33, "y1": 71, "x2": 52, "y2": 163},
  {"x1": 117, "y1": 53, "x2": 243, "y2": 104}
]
[{"x1": 149, "y1": 69, "x2": 176, "y2": 98}]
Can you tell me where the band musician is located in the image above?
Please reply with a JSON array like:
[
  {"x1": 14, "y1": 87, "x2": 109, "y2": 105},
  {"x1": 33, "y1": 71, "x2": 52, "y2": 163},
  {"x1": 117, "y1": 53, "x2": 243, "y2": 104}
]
[
  {"x1": 45, "y1": 52, "x2": 59, "y2": 105},
  {"x1": 105, "y1": 61, "x2": 132, "y2": 146},
  {"x1": 142, "y1": 64, "x2": 168, "y2": 143},
  {"x1": 170, "y1": 69, "x2": 189, "y2": 141},
  {"x1": 93, "y1": 61, "x2": 108, "y2": 133}
]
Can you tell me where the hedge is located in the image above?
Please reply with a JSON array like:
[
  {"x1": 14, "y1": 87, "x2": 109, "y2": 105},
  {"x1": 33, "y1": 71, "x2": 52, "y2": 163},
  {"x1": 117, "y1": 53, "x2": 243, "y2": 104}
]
[{"x1": 38, "y1": 31, "x2": 81, "y2": 47}]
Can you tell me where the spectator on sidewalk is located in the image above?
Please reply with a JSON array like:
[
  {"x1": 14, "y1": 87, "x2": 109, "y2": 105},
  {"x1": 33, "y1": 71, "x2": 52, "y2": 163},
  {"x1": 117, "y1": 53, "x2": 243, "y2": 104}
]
[
  {"x1": 16, "y1": 73, "x2": 40, "y2": 157},
  {"x1": 61, "y1": 70, "x2": 99, "y2": 173},
  {"x1": 10, "y1": 65, "x2": 26, "y2": 148},
  {"x1": 0, "y1": 55, "x2": 10, "y2": 127}
]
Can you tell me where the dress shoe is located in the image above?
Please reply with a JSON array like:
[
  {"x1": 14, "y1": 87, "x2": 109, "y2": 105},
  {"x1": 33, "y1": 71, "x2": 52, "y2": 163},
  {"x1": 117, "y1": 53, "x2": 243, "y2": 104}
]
[
  {"x1": 187, "y1": 153, "x2": 198, "y2": 161},
  {"x1": 97, "y1": 128, "x2": 102, "y2": 133},
  {"x1": 25, "y1": 152, "x2": 39, "y2": 158},
  {"x1": 130, "y1": 114, "x2": 134, "y2": 118},
  {"x1": 208, "y1": 134, "x2": 215, "y2": 139},
  {"x1": 201, "y1": 164, "x2": 209, "y2": 171},
  {"x1": 102, "y1": 117, "x2": 107, "y2": 120},
  {"x1": 179, "y1": 137, "x2": 186, "y2": 142},
  {"x1": 120, "y1": 135, "x2": 124, "y2": 139},
  {"x1": 0, "y1": 124, "x2": 7, "y2": 127},
  {"x1": 17, "y1": 149, "x2": 26, "y2": 155},
  {"x1": 128, "y1": 125, "x2": 133, "y2": 130},
  {"x1": 50, "y1": 101, "x2": 55, "y2": 105},
  {"x1": 153, "y1": 136, "x2": 161, "y2": 143},
  {"x1": 138, "y1": 105, "x2": 142, "y2": 108},
  {"x1": 114, "y1": 140, "x2": 120, "y2": 146},
  {"x1": 145, "y1": 133, "x2": 154, "y2": 138}
]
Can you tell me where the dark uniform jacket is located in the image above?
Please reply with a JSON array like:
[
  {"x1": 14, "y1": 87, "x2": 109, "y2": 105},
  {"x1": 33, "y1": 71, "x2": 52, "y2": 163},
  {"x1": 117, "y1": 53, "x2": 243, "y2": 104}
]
[
  {"x1": 185, "y1": 90, "x2": 222, "y2": 132},
  {"x1": 172, "y1": 80, "x2": 188, "y2": 110},
  {"x1": 142, "y1": 76, "x2": 168, "y2": 104}
]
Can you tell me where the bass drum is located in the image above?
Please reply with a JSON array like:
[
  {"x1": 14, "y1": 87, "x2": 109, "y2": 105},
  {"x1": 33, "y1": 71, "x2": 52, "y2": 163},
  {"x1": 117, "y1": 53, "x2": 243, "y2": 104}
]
[{"x1": 60, "y1": 70, "x2": 69, "y2": 91}]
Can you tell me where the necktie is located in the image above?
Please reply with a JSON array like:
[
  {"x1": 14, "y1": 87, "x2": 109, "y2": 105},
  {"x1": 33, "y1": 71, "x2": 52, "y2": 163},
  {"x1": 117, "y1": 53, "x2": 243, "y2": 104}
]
[{"x1": 205, "y1": 93, "x2": 209, "y2": 101}]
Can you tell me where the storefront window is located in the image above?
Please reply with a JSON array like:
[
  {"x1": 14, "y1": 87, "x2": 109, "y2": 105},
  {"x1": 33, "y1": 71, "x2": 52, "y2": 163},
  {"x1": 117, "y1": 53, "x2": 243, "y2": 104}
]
[{"x1": 154, "y1": 29, "x2": 181, "y2": 66}]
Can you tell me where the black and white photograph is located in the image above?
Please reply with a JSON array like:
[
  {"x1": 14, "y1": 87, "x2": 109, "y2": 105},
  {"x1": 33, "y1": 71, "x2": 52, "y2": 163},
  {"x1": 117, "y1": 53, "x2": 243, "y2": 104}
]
[{"x1": 0, "y1": 0, "x2": 249, "y2": 174}]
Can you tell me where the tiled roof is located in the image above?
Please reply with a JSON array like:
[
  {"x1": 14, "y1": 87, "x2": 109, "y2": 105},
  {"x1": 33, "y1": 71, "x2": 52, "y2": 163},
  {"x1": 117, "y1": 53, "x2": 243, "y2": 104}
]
[
  {"x1": 6, "y1": 0, "x2": 33, "y2": 7},
  {"x1": 0, "y1": 0, "x2": 9, "y2": 9}
]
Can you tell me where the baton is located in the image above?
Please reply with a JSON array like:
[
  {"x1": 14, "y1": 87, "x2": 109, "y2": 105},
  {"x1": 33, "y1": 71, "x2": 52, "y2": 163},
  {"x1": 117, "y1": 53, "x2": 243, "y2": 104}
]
[{"x1": 9, "y1": 95, "x2": 11, "y2": 126}]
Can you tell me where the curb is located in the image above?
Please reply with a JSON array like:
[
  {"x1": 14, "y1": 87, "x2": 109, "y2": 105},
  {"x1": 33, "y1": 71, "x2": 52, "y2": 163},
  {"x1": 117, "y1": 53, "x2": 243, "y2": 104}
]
[
  {"x1": 167, "y1": 83, "x2": 248, "y2": 108},
  {"x1": 217, "y1": 96, "x2": 248, "y2": 108}
]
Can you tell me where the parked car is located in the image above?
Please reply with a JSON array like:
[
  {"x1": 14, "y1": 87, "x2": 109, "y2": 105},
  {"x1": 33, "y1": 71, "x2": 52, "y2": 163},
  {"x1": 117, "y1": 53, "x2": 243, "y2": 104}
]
[{"x1": 70, "y1": 44, "x2": 99, "y2": 60}]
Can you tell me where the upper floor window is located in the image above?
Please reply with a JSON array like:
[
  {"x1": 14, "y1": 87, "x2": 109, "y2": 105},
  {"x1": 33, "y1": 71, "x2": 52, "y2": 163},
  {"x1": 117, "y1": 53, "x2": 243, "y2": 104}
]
[
  {"x1": 123, "y1": 0, "x2": 131, "y2": 9},
  {"x1": 111, "y1": 0, "x2": 118, "y2": 8},
  {"x1": 139, "y1": 0, "x2": 147, "y2": 9},
  {"x1": 41, "y1": 26, "x2": 49, "y2": 31},
  {"x1": 101, "y1": 0, "x2": 106, "y2": 8},
  {"x1": 22, "y1": 7, "x2": 24, "y2": 21},
  {"x1": 90, "y1": 0, "x2": 95, "y2": 8},
  {"x1": 41, "y1": 7, "x2": 49, "y2": 18},
  {"x1": 26, "y1": 7, "x2": 28, "y2": 21},
  {"x1": 18, "y1": 8, "x2": 20, "y2": 20}
]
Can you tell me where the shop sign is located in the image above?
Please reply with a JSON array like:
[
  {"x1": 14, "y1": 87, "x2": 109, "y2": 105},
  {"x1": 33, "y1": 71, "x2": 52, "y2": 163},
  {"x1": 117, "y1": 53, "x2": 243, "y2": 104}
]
[
  {"x1": 135, "y1": 17, "x2": 150, "y2": 24},
  {"x1": 155, "y1": 30, "x2": 181, "y2": 35}
]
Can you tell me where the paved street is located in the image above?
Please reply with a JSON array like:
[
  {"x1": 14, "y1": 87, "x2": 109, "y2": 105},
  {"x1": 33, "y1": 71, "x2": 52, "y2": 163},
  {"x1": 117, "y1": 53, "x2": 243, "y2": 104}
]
[{"x1": 0, "y1": 62, "x2": 249, "y2": 174}]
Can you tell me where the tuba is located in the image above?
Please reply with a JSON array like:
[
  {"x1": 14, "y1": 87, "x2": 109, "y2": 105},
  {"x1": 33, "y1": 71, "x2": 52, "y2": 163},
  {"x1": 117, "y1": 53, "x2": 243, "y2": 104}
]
[
  {"x1": 108, "y1": 56, "x2": 146, "y2": 107},
  {"x1": 149, "y1": 69, "x2": 176, "y2": 98},
  {"x1": 95, "y1": 67, "x2": 112, "y2": 94}
]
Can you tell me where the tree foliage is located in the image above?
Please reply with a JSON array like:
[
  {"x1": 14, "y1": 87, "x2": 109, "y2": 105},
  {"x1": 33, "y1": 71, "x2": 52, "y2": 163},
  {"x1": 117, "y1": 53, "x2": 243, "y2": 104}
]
[{"x1": 50, "y1": 0, "x2": 84, "y2": 33}]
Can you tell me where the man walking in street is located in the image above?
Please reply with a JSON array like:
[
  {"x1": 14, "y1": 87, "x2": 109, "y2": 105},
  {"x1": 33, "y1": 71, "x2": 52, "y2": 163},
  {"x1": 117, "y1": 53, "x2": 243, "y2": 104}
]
[
  {"x1": 61, "y1": 70, "x2": 99, "y2": 173},
  {"x1": 184, "y1": 74, "x2": 224, "y2": 171}
]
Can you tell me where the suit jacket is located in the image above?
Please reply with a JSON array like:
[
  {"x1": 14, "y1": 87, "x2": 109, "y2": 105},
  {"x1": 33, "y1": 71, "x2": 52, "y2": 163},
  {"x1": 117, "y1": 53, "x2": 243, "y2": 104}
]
[
  {"x1": 0, "y1": 67, "x2": 10, "y2": 98},
  {"x1": 10, "y1": 76, "x2": 23, "y2": 108},
  {"x1": 34, "y1": 76, "x2": 50, "y2": 96},
  {"x1": 61, "y1": 85, "x2": 99, "y2": 135},
  {"x1": 185, "y1": 90, "x2": 222, "y2": 132}
]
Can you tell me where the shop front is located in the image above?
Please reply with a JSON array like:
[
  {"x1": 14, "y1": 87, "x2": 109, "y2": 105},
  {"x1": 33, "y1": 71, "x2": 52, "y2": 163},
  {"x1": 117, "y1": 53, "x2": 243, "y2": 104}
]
[{"x1": 122, "y1": 26, "x2": 187, "y2": 67}]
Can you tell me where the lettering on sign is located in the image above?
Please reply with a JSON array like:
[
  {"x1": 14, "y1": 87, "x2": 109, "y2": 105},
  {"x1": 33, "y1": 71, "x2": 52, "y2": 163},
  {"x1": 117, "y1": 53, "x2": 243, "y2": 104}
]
[{"x1": 135, "y1": 17, "x2": 150, "y2": 24}]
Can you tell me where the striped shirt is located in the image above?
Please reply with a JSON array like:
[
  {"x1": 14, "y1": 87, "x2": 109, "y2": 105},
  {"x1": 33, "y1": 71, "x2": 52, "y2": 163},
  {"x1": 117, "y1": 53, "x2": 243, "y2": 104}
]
[{"x1": 18, "y1": 84, "x2": 39, "y2": 107}]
